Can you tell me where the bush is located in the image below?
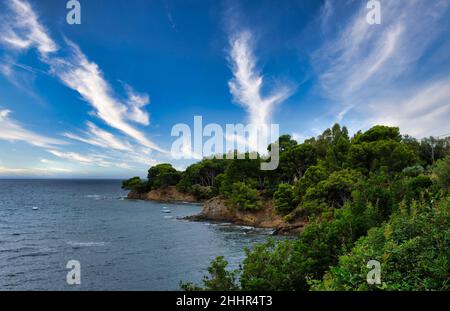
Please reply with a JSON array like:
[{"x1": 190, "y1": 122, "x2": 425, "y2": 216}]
[
  {"x1": 121, "y1": 177, "x2": 147, "y2": 192},
  {"x1": 229, "y1": 182, "x2": 260, "y2": 211},
  {"x1": 180, "y1": 256, "x2": 239, "y2": 291},
  {"x1": 313, "y1": 198, "x2": 450, "y2": 291},
  {"x1": 273, "y1": 184, "x2": 295, "y2": 215},
  {"x1": 402, "y1": 165, "x2": 424, "y2": 177},
  {"x1": 433, "y1": 156, "x2": 450, "y2": 189},
  {"x1": 148, "y1": 164, "x2": 181, "y2": 189},
  {"x1": 191, "y1": 185, "x2": 214, "y2": 200}
]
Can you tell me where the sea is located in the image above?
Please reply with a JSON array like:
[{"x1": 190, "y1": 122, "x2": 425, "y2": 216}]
[{"x1": 0, "y1": 179, "x2": 277, "y2": 290}]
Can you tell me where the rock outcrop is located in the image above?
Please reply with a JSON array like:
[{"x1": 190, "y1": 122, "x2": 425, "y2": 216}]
[
  {"x1": 127, "y1": 187, "x2": 306, "y2": 235},
  {"x1": 127, "y1": 186, "x2": 199, "y2": 203},
  {"x1": 185, "y1": 197, "x2": 306, "y2": 235}
]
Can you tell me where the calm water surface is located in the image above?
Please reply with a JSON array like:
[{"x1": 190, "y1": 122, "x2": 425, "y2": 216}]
[{"x1": 0, "y1": 180, "x2": 276, "y2": 290}]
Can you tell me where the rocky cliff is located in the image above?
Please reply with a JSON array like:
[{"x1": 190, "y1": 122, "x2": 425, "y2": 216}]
[
  {"x1": 127, "y1": 186, "x2": 199, "y2": 203},
  {"x1": 185, "y1": 197, "x2": 306, "y2": 235},
  {"x1": 128, "y1": 187, "x2": 305, "y2": 235}
]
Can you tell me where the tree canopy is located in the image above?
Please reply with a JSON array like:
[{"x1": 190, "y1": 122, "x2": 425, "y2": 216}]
[{"x1": 124, "y1": 124, "x2": 450, "y2": 291}]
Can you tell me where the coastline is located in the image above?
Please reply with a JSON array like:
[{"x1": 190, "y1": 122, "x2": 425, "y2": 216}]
[{"x1": 127, "y1": 186, "x2": 305, "y2": 235}]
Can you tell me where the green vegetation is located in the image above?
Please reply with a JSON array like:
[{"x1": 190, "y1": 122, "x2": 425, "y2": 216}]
[
  {"x1": 229, "y1": 182, "x2": 260, "y2": 211},
  {"x1": 124, "y1": 124, "x2": 450, "y2": 291},
  {"x1": 121, "y1": 176, "x2": 147, "y2": 192}
]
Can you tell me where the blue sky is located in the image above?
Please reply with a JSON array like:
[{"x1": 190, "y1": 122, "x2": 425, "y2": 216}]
[{"x1": 1, "y1": 0, "x2": 450, "y2": 178}]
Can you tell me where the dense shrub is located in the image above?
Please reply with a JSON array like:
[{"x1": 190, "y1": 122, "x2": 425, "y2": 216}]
[
  {"x1": 229, "y1": 182, "x2": 260, "y2": 211},
  {"x1": 273, "y1": 184, "x2": 295, "y2": 215},
  {"x1": 121, "y1": 176, "x2": 147, "y2": 192},
  {"x1": 313, "y1": 198, "x2": 450, "y2": 291}
]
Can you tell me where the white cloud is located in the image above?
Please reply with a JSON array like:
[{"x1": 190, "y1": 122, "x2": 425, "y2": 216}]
[
  {"x1": 63, "y1": 121, "x2": 133, "y2": 152},
  {"x1": 0, "y1": 165, "x2": 72, "y2": 176},
  {"x1": 48, "y1": 41, "x2": 163, "y2": 152},
  {"x1": 228, "y1": 31, "x2": 293, "y2": 153},
  {"x1": 0, "y1": 109, "x2": 65, "y2": 148},
  {"x1": 1, "y1": 0, "x2": 164, "y2": 154},
  {"x1": 116, "y1": 162, "x2": 132, "y2": 169},
  {"x1": 1, "y1": 0, "x2": 57, "y2": 55},
  {"x1": 124, "y1": 84, "x2": 150, "y2": 126},
  {"x1": 367, "y1": 79, "x2": 450, "y2": 138},
  {"x1": 312, "y1": 0, "x2": 450, "y2": 137},
  {"x1": 47, "y1": 150, "x2": 97, "y2": 164},
  {"x1": 47, "y1": 149, "x2": 115, "y2": 167},
  {"x1": 228, "y1": 31, "x2": 293, "y2": 126}
]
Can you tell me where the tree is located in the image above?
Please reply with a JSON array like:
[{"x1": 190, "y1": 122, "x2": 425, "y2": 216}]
[
  {"x1": 180, "y1": 123, "x2": 450, "y2": 292},
  {"x1": 313, "y1": 198, "x2": 450, "y2": 291},
  {"x1": 121, "y1": 176, "x2": 146, "y2": 192},
  {"x1": 347, "y1": 139, "x2": 417, "y2": 174},
  {"x1": 273, "y1": 184, "x2": 295, "y2": 215},
  {"x1": 433, "y1": 156, "x2": 450, "y2": 189},
  {"x1": 230, "y1": 182, "x2": 260, "y2": 211},
  {"x1": 419, "y1": 137, "x2": 450, "y2": 166},
  {"x1": 269, "y1": 134, "x2": 298, "y2": 153},
  {"x1": 221, "y1": 154, "x2": 262, "y2": 194},
  {"x1": 180, "y1": 257, "x2": 239, "y2": 291},
  {"x1": 177, "y1": 159, "x2": 228, "y2": 193},
  {"x1": 302, "y1": 169, "x2": 361, "y2": 209},
  {"x1": 147, "y1": 164, "x2": 181, "y2": 189},
  {"x1": 279, "y1": 143, "x2": 317, "y2": 182},
  {"x1": 352, "y1": 125, "x2": 401, "y2": 143}
]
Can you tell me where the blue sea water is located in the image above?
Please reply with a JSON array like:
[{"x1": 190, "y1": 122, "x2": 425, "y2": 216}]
[{"x1": 0, "y1": 179, "x2": 275, "y2": 290}]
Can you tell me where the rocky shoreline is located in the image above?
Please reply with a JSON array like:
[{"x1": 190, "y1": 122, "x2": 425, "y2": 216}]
[{"x1": 127, "y1": 186, "x2": 305, "y2": 235}]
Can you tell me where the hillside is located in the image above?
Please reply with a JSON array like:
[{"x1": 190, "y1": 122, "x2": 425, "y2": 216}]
[{"x1": 123, "y1": 124, "x2": 450, "y2": 291}]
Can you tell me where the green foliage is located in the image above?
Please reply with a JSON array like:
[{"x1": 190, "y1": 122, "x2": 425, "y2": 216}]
[
  {"x1": 134, "y1": 124, "x2": 449, "y2": 292},
  {"x1": 302, "y1": 169, "x2": 361, "y2": 209},
  {"x1": 433, "y1": 156, "x2": 450, "y2": 189},
  {"x1": 279, "y1": 143, "x2": 317, "y2": 182},
  {"x1": 121, "y1": 176, "x2": 147, "y2": 192},
  {"x1": 273, "y1": 184, "x2": 295, "y2": 215},
  {"x1": 313, "y1": 198, "x2": 450, "y2": 291},
  {"x1": 229, "y1": 182, "x2": 260, "y2": 211},
  {"x1": 294, "y1": 165, "x2": 328, "y2": 199},
  {"x1": 177, "y1": 159, "x2": 229, "y2": 193},
  {"x1": 221, "y1": 154, "x2": 263, "y2": 193},
  {"x1": 272, "y1": 134, "x2": 298, "y2": 153},
  {"x1": 353, "y1": 125, "x2": 401, "y2": 143},
  {"x1": 191, "y1": 185, "x2": 214, "y2": 200},
  {"x1": 147, "y1": 164, "x2": 181, "y2": 189},
  {"x1": 347, "y1": 139, "x2": 417, "y2": 174},
  {"x1": 180, "y1": 256, "x2": 239, "y2": 291},
  {"x1": 401, "y1": 164, "x2": 424, "y2": 177}
]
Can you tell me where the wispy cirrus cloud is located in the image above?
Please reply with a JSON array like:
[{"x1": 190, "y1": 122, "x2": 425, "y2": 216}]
[
  {"x1": 367, "y1": 78, "x2": 450, "y2": 138},
  {"x1": 123, "y1": 84, "x2": 150, "y2": 126},
  {"x1": 1, "y1": 0, "x2": 164, "y2": 155},
  {"x1": 48, "y1": 41, "x2": 163, "y2": 152},
  {"x1": 0, "y1": 0, "x2": 57, "y2": 56},
  {"x1": 47, "y1": 149, "x2": 100, "y2": 164},
  {"x1": 47, "y1": 149, "x2": 114, "y2": 168},
  {"x1": 0, "y1": 166, "x2": 72, "y2": 176},
  {"x1": 63, "y1": 121, "x2": 133, "y2": 152},
  {"x1": 0, "y1": 109, "x2": 65, "y2": 148},
  {"x1": 311, "y1": 0, "x2": 450, "y2": 137},
  {"x1": 228, "y1": 31, "x2": 293, "y2": 127},
  {"x1": 227, "y1": 30, "x2": 293, "y2": 153}
]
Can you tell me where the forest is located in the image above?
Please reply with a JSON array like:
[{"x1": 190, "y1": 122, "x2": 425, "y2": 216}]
[{"x1": 123, "y1": 124, "x2": 450, "y2": 291}]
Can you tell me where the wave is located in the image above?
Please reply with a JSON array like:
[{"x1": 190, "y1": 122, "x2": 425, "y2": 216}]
[
  {"x1": 84, "y1": 194, "x2": 105, "y2": 200},
  {"x1": 66, "y1": 241, "x2": 106, "y2": 247}
]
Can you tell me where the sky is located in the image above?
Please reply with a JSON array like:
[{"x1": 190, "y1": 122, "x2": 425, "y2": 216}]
[{"x1": 0, "y1": 0, "x2": 450, "y2": 179}]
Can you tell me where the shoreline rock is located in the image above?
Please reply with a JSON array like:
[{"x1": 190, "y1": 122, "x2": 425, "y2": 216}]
[
  {"x1": 127, "y1": 187, "x2": 306, "y2": 235},
  {"x1": 127, "y1": 186, "x2": 201, "y2": 203},
  {"x1": 184, "y1": 197, "x2": 306, "y2": 235}
]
